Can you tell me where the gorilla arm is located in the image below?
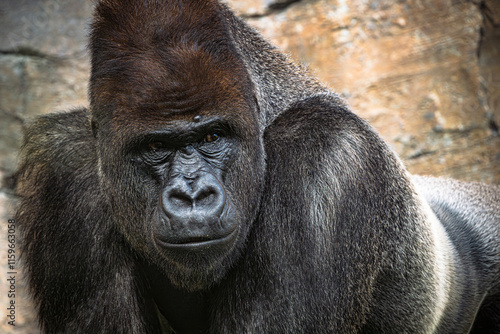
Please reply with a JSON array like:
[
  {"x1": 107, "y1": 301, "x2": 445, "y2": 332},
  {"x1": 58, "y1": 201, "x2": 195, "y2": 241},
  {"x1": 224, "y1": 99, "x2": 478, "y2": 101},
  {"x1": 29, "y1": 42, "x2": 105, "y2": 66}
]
[{"x1": 413, "y1": 176, "x2": 500, "y2": 333}]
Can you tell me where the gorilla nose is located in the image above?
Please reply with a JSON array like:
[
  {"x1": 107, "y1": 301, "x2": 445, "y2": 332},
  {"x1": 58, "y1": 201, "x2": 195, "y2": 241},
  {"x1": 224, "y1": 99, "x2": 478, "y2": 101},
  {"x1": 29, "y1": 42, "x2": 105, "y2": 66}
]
[
  {"x1": 161, "y1": 173, "x2": 226, "y2": 226},
  {"x1": 169, "y1": 185, "x2": 221, "y2": 211}
]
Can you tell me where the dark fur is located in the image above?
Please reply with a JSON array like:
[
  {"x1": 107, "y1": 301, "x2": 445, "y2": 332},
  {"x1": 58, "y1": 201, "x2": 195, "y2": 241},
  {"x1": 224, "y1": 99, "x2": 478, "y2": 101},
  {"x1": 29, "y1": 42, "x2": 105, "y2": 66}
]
[{"x1": 15, "y1": 0, "x2": 500, "y2": 333}]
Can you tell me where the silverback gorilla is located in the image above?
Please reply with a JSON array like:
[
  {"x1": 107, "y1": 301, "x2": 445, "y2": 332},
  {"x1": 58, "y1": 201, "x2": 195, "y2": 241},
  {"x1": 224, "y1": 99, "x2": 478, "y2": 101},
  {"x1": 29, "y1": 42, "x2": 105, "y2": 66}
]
[{"x1": 15, "y1": 0, "x2": 500, "y2": 333}]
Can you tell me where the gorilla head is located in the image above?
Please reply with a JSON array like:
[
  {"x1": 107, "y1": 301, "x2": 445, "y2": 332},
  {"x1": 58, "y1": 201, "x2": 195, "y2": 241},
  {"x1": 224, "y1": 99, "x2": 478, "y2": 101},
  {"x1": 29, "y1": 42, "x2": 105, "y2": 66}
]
[{"x1": 89, "y1": 0, "x2": 265, "y2": 290}]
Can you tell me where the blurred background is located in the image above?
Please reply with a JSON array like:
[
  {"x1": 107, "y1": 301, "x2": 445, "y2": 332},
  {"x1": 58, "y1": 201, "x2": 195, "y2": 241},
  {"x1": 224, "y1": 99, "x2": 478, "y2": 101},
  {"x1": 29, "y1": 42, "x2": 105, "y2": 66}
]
[{"x1": 0, "y1": 0, "x2": 499, "y2": 332}]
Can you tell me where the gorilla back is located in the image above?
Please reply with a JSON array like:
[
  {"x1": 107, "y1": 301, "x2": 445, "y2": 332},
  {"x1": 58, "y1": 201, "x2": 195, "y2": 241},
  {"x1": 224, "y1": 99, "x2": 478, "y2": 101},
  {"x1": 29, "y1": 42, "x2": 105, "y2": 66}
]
[{"x1": 15, "y1": 0, "x2": 500, "y2": 333}]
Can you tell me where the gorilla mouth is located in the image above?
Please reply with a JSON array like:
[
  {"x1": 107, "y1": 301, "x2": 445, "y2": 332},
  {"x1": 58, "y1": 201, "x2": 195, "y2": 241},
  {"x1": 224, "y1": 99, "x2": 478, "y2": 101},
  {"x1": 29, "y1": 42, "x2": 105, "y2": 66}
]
[{"x1": 156, "y1": 227, "x2": 238, "y2": 250}]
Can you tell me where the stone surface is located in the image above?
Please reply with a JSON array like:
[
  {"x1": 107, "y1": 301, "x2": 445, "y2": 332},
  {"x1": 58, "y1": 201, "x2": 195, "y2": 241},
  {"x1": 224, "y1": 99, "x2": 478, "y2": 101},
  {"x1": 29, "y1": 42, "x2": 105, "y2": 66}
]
[
  {"x1": 0, "y1": 0, "x2": 93, "y2": 58},
  {"x1": 0, "y1": 0, "x2": 499, "y2": 332}
]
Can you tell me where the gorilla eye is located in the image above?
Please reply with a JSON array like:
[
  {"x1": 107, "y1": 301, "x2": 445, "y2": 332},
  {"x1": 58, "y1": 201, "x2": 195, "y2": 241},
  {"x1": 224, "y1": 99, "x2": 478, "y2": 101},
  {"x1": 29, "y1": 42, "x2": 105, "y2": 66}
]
[
  {"x1": 204, "y1": 133, "x2": 220, "y2": 143},
  {"x1": 149, "y1": 141, "x2": 166, "y2": 150}
]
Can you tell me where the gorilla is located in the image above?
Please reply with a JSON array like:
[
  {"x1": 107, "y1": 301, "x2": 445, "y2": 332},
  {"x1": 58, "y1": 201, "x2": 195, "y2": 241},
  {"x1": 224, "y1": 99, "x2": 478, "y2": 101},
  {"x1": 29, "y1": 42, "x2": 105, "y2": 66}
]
[{"x1": 15, "y1": 0, "x2": 500, "y2": 333}]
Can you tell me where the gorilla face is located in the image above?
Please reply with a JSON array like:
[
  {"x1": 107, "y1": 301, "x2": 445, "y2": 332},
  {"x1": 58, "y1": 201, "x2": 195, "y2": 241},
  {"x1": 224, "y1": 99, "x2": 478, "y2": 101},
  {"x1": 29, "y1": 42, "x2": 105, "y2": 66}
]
[{"x1": 95, "y1": 82, "x2": 265, "y2": 290}]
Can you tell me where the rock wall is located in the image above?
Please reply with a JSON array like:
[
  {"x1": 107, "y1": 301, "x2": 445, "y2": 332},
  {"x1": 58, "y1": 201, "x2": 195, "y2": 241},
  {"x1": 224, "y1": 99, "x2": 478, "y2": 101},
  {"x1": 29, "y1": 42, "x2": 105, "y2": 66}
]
[{"x1": 0, "y1": 0, "x2": 498, "y2": 332}]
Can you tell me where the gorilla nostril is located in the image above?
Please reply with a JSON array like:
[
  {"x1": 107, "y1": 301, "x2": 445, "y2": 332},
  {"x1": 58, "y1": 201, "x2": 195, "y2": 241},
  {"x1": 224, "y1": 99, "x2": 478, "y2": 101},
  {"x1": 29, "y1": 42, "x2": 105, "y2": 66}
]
[
  {"x1": 169, "y1": 191, "x2": 193, "y2": 209},
  {"x1": 195, "y1": 188, "x2": 218, "y2": 207}
]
